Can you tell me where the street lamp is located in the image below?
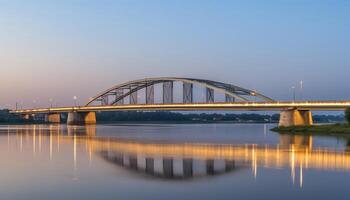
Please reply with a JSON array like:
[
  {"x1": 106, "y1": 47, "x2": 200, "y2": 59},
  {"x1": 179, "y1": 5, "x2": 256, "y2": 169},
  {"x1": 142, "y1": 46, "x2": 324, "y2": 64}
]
[
  {"x1": 292, "y1": 86, "x2": 296, "y2": 102},
  {"x1": 49, "y1": 98, "x2": 53, "y2": 108},
  {"x1": 300, "y1": 80, "x2": 303, "y2": 100},
  {"x1": 73, "y1": 96, "x2": 78, "y2": 107},
  {"x1": 32, "y1": 100, "x2": 37, "y2": 108}
]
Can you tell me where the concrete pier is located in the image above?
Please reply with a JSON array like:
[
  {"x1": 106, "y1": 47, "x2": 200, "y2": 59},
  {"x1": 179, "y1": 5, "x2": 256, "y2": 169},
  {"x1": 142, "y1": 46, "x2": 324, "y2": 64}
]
[
  {"x1": 67, "y1": 112, "x2": 96, "y2": 125},
  {"x1": 279, "y1": 109, "x2": 313, "y2": 127},
  {"x1": 21, "y1": 114, "x2": 31, "y2": 120},
  {"x1": 45, "y1": 113, "x2": 61, "y2": 123}
]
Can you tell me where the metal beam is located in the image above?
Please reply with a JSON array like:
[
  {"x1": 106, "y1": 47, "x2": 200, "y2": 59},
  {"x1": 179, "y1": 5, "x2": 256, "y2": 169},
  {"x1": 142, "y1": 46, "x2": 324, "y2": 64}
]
[
  {"x1": 206, "y1": 88, "x2": 214, "y2": 103},
  {"x1": 115, "y1": 89, "x2": 124, "y2": 105},
  {"x1": 85, "y1": 77, "x2": 274, "y2": 106},
  {"x1": 163, "y1": 81, "x2": 174, "y2": 104},
  {"x1": 130, "y1": 89, "x2": 138, "y2": 105},
  {"x1": 225, "y1": 94, "x2": 235, "y2": 103},
  {"x1": 101, "y1": 95, "x2": 108, "y2": 106},
  {"x1": 183, "y1": 83, "x2": 193, "y2": 103},
  {"x1": 146, "y1": 84, "x2": 154, "y2": 104}
]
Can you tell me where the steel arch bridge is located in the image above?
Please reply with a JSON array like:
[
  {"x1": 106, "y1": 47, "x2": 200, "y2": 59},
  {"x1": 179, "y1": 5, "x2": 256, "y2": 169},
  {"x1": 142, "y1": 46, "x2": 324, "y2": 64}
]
[{"x1": 86, "y1": 77, "x2": 274, "y2": 106}]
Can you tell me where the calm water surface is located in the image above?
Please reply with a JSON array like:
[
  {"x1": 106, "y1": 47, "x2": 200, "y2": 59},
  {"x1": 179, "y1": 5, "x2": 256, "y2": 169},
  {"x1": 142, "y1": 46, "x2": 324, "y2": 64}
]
[{"x1": 0, "y1": 123, "x2": 349, "y2": 200}]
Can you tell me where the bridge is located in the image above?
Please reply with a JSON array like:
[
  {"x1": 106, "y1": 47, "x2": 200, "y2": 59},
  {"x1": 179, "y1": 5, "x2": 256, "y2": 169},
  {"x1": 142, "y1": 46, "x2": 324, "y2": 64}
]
[{"x1": 10, "y1": 77, "x2": 350, "y2": 127}]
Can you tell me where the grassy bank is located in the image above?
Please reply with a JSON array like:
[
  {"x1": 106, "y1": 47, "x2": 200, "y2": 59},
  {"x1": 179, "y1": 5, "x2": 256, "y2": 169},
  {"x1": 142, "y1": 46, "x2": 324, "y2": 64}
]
[{"x1": 271, "y1": 124, "x2": 350, "y2": 134}]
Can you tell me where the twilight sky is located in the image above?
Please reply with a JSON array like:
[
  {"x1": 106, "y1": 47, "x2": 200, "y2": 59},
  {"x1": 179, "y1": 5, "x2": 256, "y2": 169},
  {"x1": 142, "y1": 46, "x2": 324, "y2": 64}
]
[{"x1": 1, "y1": 0, "x2": 349, "y2": 108}]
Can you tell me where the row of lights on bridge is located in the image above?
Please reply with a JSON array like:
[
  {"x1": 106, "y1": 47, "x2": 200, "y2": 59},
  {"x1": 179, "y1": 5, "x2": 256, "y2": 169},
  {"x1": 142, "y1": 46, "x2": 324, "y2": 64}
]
[{"x1": 10, "y1": 96, "x2": 79, "y2": 110}]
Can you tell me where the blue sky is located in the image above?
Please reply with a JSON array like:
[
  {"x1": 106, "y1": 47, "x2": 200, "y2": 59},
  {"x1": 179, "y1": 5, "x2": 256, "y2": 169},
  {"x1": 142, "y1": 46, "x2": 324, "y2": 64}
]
[{"x1": 0, "y1": 0, "x2": 349, "y2": 108}]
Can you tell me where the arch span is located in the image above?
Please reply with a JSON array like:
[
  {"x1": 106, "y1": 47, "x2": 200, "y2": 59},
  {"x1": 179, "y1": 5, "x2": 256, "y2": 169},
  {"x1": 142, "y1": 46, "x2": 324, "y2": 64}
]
[{"x1": 86, "y1": 77, "x2": 274, "y2": 106}]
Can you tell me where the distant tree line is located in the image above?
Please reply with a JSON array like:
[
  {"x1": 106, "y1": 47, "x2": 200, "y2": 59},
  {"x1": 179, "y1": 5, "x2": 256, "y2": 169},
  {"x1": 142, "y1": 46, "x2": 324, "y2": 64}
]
[
  {"x1": 96, "y1": 111, "x2": 280, "y2": 123},
  {"x1": 96, "y1": 111, "x2": 345, "y2": 123},
  {"x1": 0, "y1": 109, "x2": 31, "y2": 123},
  {"x1": 345, "y1": 108, "x2": 350, "y2": 124}
]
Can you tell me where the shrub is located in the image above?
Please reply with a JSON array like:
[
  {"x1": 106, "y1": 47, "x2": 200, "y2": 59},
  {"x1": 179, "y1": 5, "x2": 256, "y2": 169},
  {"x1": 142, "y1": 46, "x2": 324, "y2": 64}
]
[{"x1": 345, "y1": 108, "x2": 350, "y2": 124}]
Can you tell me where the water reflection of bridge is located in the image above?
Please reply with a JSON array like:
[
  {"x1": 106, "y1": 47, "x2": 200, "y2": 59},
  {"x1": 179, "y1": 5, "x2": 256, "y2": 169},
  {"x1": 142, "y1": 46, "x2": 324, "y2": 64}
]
[
  {"x1": 100, "y1": 151, "x2": 238, "y2": 179},
  {"x1": 3, "y1": 125, "x2": 350, "y2": 184}
]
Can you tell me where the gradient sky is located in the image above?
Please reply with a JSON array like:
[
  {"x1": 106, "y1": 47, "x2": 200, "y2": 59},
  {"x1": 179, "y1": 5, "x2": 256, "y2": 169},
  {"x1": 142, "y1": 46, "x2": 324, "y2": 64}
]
[{"x1": 1, "y1": 0, "x2": 349, "y2": 108}]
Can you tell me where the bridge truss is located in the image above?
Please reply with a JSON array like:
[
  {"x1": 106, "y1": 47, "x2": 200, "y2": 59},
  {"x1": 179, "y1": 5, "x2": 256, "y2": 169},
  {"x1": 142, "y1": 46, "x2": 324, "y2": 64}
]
[{"x1": 86, "y1": 77, "x2": 274, "y2": 106}]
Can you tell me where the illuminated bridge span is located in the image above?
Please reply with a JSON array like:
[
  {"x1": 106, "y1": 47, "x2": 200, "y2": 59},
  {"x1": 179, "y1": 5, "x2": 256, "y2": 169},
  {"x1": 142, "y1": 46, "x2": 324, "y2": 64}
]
[
  {"x1": 11, "y1": 77, "x2": 350, "y2": 127},
  {"x1": 85, "y1": 77, "x2": 274, "y2": 106}
]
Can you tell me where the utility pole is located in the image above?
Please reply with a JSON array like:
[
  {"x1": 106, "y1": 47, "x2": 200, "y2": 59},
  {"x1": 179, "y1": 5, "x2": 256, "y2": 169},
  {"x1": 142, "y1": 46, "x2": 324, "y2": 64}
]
[
  {"x1": 49, "y1": 98, "x2": 53, "y2": 108},
  {"x1": 300, "y1": 80, "x2": 303, "y2": 100},
  {"x1": 73, "y1": 96, "x2": 77, "y2": 107},
  {"x1": 33, "y1": 100, "x2": 37, "y2": 109},
  {"x1": 292, "y1": 86, "x2": 296, "y2": 102}
]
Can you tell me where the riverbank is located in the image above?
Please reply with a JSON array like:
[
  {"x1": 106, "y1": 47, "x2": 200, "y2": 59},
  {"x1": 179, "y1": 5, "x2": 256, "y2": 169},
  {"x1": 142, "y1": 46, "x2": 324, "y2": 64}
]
[{"x1": 271, "y1": 123, "x2": 350, "y2": 134}]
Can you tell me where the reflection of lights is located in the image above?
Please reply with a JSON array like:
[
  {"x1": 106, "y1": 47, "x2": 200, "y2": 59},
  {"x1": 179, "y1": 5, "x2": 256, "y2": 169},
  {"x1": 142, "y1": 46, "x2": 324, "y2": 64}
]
[
  {"x1": 264, "y1": 144, "x2": 268, "y2": 167},
  {"x1": 7, "y1": 126, "x2": 10, "y2": 150},
  {"x1": 6, "y1": 126, "x2": 350, "y2": 186},
  {"x1": 57, "y1": 134, "x2": 60, "y2": 152},
  {"x1": 33, "y1": 125, "x2": 36, "y2": 156},
  {"x1": 72, "y1": 134, "x2": 79, "y2": 181},
  {"x1": 88, "y1": 144, "x2": 92, "y2": 165},
  {"x1": 252, "y1": 144, "x2": 257, "y2": 179},
  {"x1": 291, "y1": 145, "x2": 295, "y2": 184},
  {"x1": 50, "y1": 132, "x2": 53, "y2": 160},
  {"x1": 276, "y1": 145, "x2": 280, "y2": 168},
  {"x1": 300, "y1": 162, "x2": 303, "y2": 188},
  {"x1": 38, "y1": 131, "x2": 42, "y2": 152},
  {"x1": 74, "y1": 134, "x2": 77, "y2": 170},
  {"x1": 20, "y1": 134, "x2": 23, "y2": 152}
]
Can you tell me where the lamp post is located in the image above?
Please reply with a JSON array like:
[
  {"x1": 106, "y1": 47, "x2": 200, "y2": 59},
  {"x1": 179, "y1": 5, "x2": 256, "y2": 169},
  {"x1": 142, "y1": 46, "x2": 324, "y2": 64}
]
[
  {"x1": 73, "y1": 96, "x2": 78, "y2": 107},
  {"x1": 300, "y1": 80, "x2": 303, "y2": 100},
  {"x1": 292, "y1": 86, "x2": 296, "y2": 102},
  {"x1": 49, "y1": 98, "x2": 53, "y2": 108},
  {"x1": 32, "y1": 100, "x2": 37, "y2": 109}
]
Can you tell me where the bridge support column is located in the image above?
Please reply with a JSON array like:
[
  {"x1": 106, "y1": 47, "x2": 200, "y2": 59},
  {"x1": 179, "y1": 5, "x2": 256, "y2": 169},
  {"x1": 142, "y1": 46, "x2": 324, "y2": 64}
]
[
  {"x1": 21, "y1": 114, "x2": 31, "y2": 120},
  {"x1": 20, "y1": 114, "x2": 33, "y2": 121},
  {"x1": 45, "y1": 113, "x2": 61, "y2": 123},
  {"x1": 67, "y1": 112, "x2": 96, "y2": 125},
  {"x1": 279, "y1": 109, "x2": 313, "y2": 127}
]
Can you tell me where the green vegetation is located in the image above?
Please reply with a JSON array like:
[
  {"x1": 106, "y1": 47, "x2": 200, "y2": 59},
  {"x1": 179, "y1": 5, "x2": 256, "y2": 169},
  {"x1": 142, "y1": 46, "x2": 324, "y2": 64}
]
[
  {"x1": 271, "y1": 124, "x2": 350, "y2": 134},
  {"x1": 96, "y1": 111, "x2": 343, "y2": 123},
  {"x1": 345, "y1": 108, "x2": 350, "y2": 124},
  {"x1": 96, "y1": 111, "x2": 280, "y2": 123}
]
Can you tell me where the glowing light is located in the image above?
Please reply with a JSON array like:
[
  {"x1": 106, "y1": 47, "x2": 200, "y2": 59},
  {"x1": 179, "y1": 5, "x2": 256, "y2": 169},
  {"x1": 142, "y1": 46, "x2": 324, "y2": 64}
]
[
  {"x1": 10, "y1": 100, "x2": 350, "y2": 114},
  {"x1": 300, "y1": 162, "x2": 303, "y2": 188}
]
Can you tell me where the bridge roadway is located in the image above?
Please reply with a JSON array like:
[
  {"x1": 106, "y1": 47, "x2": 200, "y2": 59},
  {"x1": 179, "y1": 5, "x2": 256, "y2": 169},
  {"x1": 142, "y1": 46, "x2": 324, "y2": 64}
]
[
  {"x1": 11, "y1": 101, "x2": 350, "y2": 114},
  {"x1": 11, "y1": 100, "x2": 350, "y2": 127}
]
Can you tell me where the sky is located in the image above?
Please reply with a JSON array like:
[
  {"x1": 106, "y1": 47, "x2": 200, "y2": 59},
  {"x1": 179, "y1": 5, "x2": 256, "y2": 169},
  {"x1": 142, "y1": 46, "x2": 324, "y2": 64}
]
[{"x1": 0, "y1": 0, "x2": 349, "y2": 108}]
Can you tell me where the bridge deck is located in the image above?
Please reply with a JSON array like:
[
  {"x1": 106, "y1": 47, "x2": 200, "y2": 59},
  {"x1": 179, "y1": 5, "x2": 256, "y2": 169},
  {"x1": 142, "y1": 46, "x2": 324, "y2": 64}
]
[{"x1": 10, "y1": 101, "x2": 350, "y2": 114}]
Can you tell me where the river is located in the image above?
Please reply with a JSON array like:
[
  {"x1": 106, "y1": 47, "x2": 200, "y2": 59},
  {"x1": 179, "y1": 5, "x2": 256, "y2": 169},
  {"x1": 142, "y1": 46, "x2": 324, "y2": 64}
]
[{"x1": 0, "y1": 123, "x2": 349, "y2": 200}]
